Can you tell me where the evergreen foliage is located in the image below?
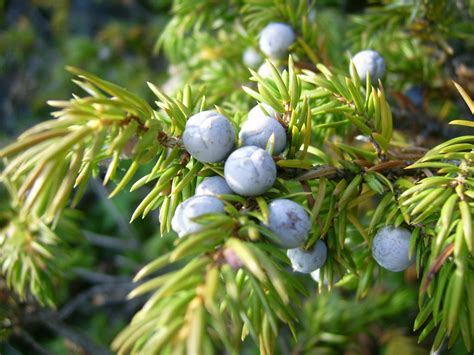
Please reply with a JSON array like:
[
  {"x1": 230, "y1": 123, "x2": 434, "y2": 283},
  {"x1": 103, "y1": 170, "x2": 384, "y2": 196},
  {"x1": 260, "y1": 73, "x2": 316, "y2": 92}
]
[{"x1": 1, "y1": 0, "x2": 474, "y2": 353}]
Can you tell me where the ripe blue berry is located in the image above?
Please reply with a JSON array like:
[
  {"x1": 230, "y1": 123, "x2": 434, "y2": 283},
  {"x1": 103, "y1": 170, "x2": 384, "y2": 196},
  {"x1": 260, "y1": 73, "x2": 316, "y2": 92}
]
[
  {"x1": 171, "y1": 195, "x2": 225, "y2": 238},
  {"x1": 243, "y1": 47, "x2": 262, "y2": 69},
  {"x1": 248, "y1": 103, "x2": 278, "y2": 121},
  {"x1": 183, "y1": 111, "x2": 235, "y2": 163},
  {"x1": 257, "y1": 61, "x2": 285, "y2": 77},
  {"x1": 311, "y1": 269, "x2": 340, "y2": 285},
  {"x1": 262, "y1": 199, "x2": 311, "y2": 248},
  {"x1": 224, "y1": 146, "x2": 276, "y2": 196},
  {"x1": 195, "y1": 176, "x2": 233, "y2": 196},
  {"x1": 239, "y1": 105, "x2": 286, "y2": 154},
  {"x1": 259, "y1": 23, "x2": 296, "y2": 60},
  {"x1": 350, "y1": 49, "x2": 385, "y2": 83},
  {"x1": 372, "y1": 226, "x2": 414, "y2": 272},
  {"x1": 287, "y1": 240, "x2": 327, "y2": 273}
]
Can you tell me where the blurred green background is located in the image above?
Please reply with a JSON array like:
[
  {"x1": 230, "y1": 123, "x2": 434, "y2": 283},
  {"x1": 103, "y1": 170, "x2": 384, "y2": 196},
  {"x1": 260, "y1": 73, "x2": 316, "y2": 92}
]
[
  {"x1": 1, "y1": 1, "x2": 173, "y2": 353},
  {"x1": 0, "y1": 0, "x2": 171, "y2": 137}
]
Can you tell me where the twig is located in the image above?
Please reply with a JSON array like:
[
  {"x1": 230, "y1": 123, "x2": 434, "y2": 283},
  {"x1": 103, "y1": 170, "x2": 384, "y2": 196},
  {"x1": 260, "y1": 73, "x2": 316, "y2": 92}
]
[
  {"x1": 83, "y1": 230, "x2": 139, "y2": 251},
  {"x1": 296, "y1": 156, "x2": 434, "y2": 183},
  {"x1": 70, "y1": 268, "x2": 130, "y2": 284},
  {"x1": 369, "y1": 135, "x2": 387, "y2": 162},
  {"x1": 296, "y1": 166, "x2": 339, "y2": 181},
  {"x1": 299, "y1": 181, "x2": 315, "y2": 208},
  {"x1": 294, "y1": 61, "x2": 317, "y2": 72},
  {"x1": 58, "y1": 282, "x2": 136, "y2": 320},
  {"x1": 12, "y1": 329, "x2": 52, "y2": 355},
  {"x1": 89, "y1": 179, "x2": 139, "y2": 241},
  {"x1": 45, "y1": 318, "x2": 111, "y2": 355},
  {"x1": 421, "y1": 243, "x2": 454, "y2": 293},
  {"x1": 21, "y1": 312, "x2": 111, "y2": 355},
  {"x1": 366, "y1": 160, "x2": 409, "y2": 172}
]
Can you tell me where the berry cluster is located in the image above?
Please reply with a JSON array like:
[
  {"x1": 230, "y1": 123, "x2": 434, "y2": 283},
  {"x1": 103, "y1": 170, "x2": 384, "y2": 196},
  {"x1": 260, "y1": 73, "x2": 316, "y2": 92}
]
[
  {"x1": 173, "y1": 21, "x2": 409, "y2": 281},
  {"x1": 171, "y1": 102, "x2": 329, "y2": 277}
]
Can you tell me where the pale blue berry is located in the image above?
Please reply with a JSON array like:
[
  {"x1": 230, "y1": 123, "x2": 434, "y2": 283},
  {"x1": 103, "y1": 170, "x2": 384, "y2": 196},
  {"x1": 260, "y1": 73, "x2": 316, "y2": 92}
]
[
  {"x1": 248, "y1": 103, "x2": 278, "y2": 121},
  {"x1": 311, "y1": 269, "x2": 340, "y2": 285},
  {"x1": 350, "y1": 49, "x2": 385, "y2": 83},
  {"x1": 243, "y1": 47, "x2": 262, "y2": 69},
  {"x1": 263, "y1": 199, "x2": 311, "y2": 248},
  {"x1": 183, "y1": 111, "x2": 235, "y2": 163},
  {"x1": 171, "y1": 195, "x2": 225, "y2": 238},
  {"x1": 239, "y1": 105, "x2": 286, "y2": 154},
  {"x1": 259, "y1": 23, "x2": 296, "y2": 59},
  {"x1": 195, "y1": 176, "x2": 232, "y2": 196},
  {"x1": 287, "y1": 240, "x2": 327, "y2": 273},
  {"x1": 257, "y1": 61, "x2": 285, "y2": 77},
  {"x1": 372, "y1": 226, "x2": 414, "y2": 272},
  {"x1": 224, "y1": 146, "x2": 276, "y2": 196}
]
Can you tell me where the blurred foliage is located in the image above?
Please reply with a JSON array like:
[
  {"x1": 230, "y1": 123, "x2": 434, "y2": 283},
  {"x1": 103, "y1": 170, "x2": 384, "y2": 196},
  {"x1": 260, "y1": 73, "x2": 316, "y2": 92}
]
[
  {"x1": 0, "y1": 0, "x2": 168, "y2": 137},
  {"x1": 0, "y1": 0, "x2": 171, "y2": 353}
]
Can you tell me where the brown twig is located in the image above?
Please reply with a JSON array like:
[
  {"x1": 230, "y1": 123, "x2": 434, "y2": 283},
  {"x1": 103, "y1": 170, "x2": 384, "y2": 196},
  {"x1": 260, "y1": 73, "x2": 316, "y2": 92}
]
[
  {"x1": 299, "y1": 181, "x2": 315, "y2": 208},
  {"x1": 12, "y1": 329, "x2": 52, "y2": 355},
  {"x1": 369, "y1": 135, "x2": 387, "y2": 162},
  {"x1": 421, "y1": 243, "x2": 454, "y2": 293},
  {"x1": 366, "y1": 160, "x2": 410, "y2": 172},
  {"x1": 58, "y1": 282, "x2": 137, "y2": 320},
  {"x1": 21, "y1": 312, "x2": 111, "y2": 355},
  {"x1": 293, "y1": 61, "x2": 317, "y2": 72},
  {"x1": 296, "y1": 166, "x2": 339, "y2": 181}
]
